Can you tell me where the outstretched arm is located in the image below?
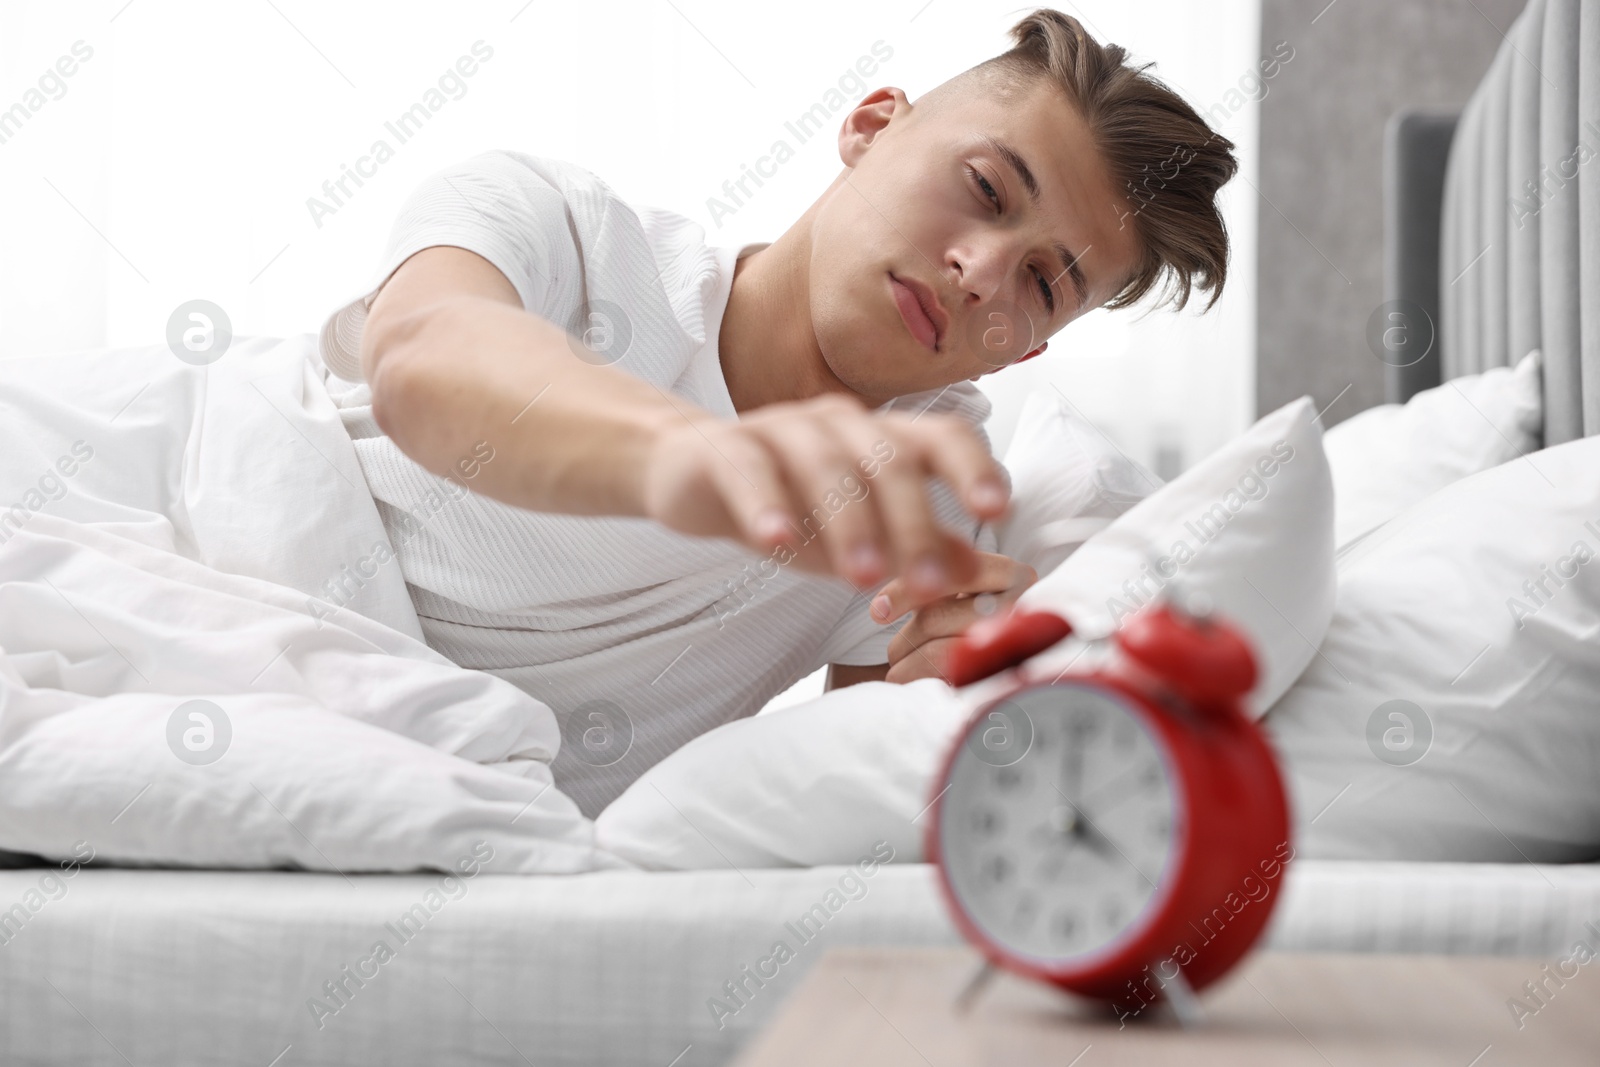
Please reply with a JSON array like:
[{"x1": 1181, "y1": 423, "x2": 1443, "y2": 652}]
[{"x1": 361, "y1": 244, "x2": 1013, "y2": 603}]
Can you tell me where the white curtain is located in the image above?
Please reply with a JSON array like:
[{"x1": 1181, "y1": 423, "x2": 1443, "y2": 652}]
[{"x1": 0, "y1": 0, "x2": 1259, "y2": 473}]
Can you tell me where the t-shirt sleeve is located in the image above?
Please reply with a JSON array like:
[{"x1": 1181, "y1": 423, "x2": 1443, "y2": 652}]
[
  {"x1": 318, "y1": 150, "x2": 579, "y2": 382},
  {"x1": 818, "y1": 381, "x2": 1004, "y2": 668}
]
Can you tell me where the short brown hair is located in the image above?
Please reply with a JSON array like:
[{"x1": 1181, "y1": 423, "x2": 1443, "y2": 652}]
[{"x1": 965, "y1": 9, "x2": 1238, "y2": 311}]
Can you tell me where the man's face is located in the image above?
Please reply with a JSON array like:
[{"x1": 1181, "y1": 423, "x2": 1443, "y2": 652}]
[{"x1": 808, "y1": 76, "x2": 1143, "y2": 405}]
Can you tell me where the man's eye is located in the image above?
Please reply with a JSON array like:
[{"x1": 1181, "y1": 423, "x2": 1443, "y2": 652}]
[
  {"x1": 968, "y1": 167, "x2": 1001, "y2": 211},
  {"x1": 1033, "y1": 268, "x2": 1055, "y2": 314}
]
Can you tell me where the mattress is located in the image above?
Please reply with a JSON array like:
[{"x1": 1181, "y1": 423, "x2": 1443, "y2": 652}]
[{"x1": 2, "y1": 859, "x2": 1597, "y2": 1067}]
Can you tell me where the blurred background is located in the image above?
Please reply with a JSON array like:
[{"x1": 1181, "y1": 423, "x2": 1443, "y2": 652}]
[
  {"x1": 1, "y1": 0, "x2": 1260, "y2": 475},
  {"x1": 0, "y1": 0, "x2": 1521, "y2": 468}
]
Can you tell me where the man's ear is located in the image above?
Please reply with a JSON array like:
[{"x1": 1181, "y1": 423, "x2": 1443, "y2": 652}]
[{"x1": 839, "y1": 87, "x2": 910, "y2": 168}]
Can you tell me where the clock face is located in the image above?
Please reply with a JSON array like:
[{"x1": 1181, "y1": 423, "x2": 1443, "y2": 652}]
[{"x1": 939, "y1": 682, "x2": 1179, "y2": 969}]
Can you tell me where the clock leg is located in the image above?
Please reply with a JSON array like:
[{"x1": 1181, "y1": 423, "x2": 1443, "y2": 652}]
[
  {"x1": 953, "y1": 961, "x2": 997, "y2": 1013},
  {"x1": 1162, "y1": 968, "x2": 1206, "y2": 1028}
]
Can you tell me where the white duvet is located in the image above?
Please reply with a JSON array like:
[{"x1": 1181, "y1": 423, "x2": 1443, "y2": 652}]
[
  {"x1": 0, "y1": 336, "x2": 1338, "y2": 879},
  {"x1": 0, "y1": 335, "x2": 620, "y2": 874}
]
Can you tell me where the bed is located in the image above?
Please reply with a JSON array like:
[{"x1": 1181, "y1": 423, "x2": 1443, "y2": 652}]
[
  {"x1": 4, "y1": 859, "x2": 1599, "y2": 1066},
  {"x1": 4, "y1": 2, "x2": 1600, "y2": 1065}
]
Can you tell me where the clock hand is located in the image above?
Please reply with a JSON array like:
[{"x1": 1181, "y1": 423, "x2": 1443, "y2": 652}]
[
  {"x1": 1050, "y1": 779, "x2": 1155, "y2": 882},
  {"x1": 1071, "y1": 801, "x2": 1159, "y2": 889},
  {"x1": 1065, "y1": 732, "x2": 1083, "y2": 806},
  {"x1": 1071, "y1": 807, "x2": 1118, "y2": 858},
  {"x1": 1059, "y1": 715, "x2": 1090, "y2": 809},
  {"x1": 1080, "y1": 755, "x2": 1162, "y2": 822},
  {"x1": 1046, "y1": 786, "x2": 1110, "y2": 859}
]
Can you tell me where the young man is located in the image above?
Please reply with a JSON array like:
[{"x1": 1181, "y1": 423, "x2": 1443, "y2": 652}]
[{"x1": 316, "y1": 9, "x2": 1236, "y2": 815}]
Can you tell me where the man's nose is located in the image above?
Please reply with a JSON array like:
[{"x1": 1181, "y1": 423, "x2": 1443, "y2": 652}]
[{"x1": 950, "y1": 239, "x2": 1017, "y2": 305}]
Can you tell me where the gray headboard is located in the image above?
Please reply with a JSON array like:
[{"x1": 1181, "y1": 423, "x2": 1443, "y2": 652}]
[{"x1": 1384, "y1": 0, "x2": 1599, "y2": 447}]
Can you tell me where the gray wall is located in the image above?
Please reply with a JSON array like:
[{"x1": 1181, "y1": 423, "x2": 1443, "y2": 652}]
[{"x1": 1257, "y1": 0, "x2": 1526, "y2": 425}]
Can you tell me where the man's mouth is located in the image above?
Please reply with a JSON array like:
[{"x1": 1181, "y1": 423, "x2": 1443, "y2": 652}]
[{"x1": 889, "y1": 273, "x2": 948, "y2": 352}]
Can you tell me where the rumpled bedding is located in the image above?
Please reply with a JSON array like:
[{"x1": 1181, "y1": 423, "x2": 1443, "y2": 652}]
[{"x1": 0, "y1": 335, "x2": 619, "y2": 873}]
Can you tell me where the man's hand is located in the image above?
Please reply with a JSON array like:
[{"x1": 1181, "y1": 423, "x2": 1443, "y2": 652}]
[
  {"x1": 874, "y1": 551, "x2": 1038, "y2": 684},
  {"x1": 641, "y1": 393, "x2": 1010, "y2": 600}
]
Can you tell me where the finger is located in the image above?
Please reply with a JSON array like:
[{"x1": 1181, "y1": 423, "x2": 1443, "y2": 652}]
[
  {"x1": 697, "y1": 428, "x2": 803, "y2": 553},
  {"x1": 872, "y1": 551, "x2": 1034, "y2": 623},
  {"x1": 896, "y1": 597, "x2": 980, "y2": 651},
  {"x1": 886, "y1": 637, "x2": 962, "y2": 685},
  {"x1": 745, "y1": 411, "x2": 884, "y2": 587},
  {"x1": 936, "y1": 526, "x2": 984, "y2": 596},
  {"x1": 888, "y1": 583, "x2": 1032, "y2": 663},
  {"x1": 811, "y1": 403, "x2": 905, "y2": 586},
  {"x1": 866, "y1": 444, "x2": 959, "y2": 603},
  {"x1": 888, "y1": 609, "x2": 948, "y2": 667},
  {"x1": 891, "y1": 412, "x2": 1010, "y2": 523},
  {"x1": 872, "y1": 530, "x2": 980, "y2": 622}
]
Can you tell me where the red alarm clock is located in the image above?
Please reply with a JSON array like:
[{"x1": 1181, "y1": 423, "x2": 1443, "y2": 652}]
[{"x1": 925, "y1": 597, "x2": 1292, "y2": 1022}]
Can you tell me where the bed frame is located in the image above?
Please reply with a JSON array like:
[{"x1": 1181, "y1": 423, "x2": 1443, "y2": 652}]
[{"x1": 1384, "y1": 0, "x2": 1598, "y2": 449}]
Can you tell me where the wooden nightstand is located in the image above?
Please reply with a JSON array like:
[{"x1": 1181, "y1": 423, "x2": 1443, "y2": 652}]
[{"x1": 732, "y1": 947, "x2": 1599, "y2": 1066}]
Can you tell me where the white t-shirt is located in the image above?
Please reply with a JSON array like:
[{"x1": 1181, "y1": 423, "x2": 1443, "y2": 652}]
[{"x1": 318, "y1": 150, "x2": 997, "y2": 816}]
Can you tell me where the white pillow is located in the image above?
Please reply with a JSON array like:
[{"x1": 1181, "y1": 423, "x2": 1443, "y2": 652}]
[
  {"x1": 596, "y1": 397, "x2": 1335, "y2": 869},
  {"x1": 1267, "y1": 432, "x2": 1600, "y2": 863},
  {"x1": 594, "y1": 678, "x2": 967, "y2": 869},
  {"x1": 749, "y1": 392, "x2": 1158, "y2": 721},
  {"x1": 1017, "y1": 394, "x2": 1335, "y2": 719},
  {"x1": 1324, "y1": 349, "x2": 1542, "y2": 547},
  {"x1": 990, "y1": 389, "x2": 1163, "y2": 577}
]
